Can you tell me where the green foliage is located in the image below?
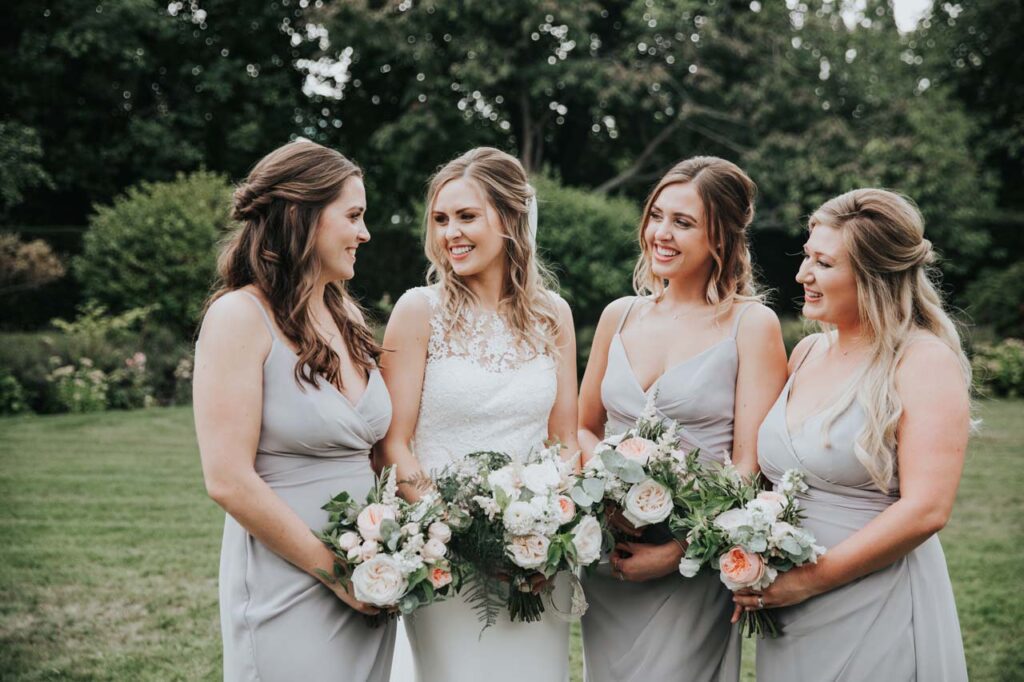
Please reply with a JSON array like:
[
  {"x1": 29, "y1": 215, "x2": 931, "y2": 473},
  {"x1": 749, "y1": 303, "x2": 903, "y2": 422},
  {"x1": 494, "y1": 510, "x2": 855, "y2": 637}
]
[
  {"x1": 0, "y1": 122, "x2": 52, "y2": 216},
  {"x1": 972, "y1": 339, "x2": 1024, "y2": 398},
  {"x1": 965, "y1": 264, "x2": 1024, "y2": 339},
  {"x1": 534, "y1": 176, "x2": 639, "y2": 328},
  {"x1": 47, "y1": 357, "x2": 109, "y2": 413},
  {"x1": 0, "y1": 368, "x2": 30, "y2": 415},
  {"x1": 74, "y1": 172, "x2": 233, "y2": 335}
]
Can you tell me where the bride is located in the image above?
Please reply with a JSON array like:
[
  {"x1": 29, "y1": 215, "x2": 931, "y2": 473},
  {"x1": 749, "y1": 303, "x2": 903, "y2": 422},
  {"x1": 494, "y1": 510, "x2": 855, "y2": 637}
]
[{"x1": 377, "y1": 147, "x2": 579, "y2": 682}]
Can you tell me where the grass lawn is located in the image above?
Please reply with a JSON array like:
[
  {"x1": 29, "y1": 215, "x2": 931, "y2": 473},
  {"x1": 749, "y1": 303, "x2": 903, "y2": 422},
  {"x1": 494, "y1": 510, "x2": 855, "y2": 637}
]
[{"x1": 1, "y1": 400, "x2": 1022, "y2": 681}]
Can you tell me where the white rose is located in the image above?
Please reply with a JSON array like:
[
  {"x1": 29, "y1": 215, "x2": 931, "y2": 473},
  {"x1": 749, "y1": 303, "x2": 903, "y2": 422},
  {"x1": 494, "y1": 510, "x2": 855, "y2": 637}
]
[
  {"x1": 337, "y1": 531, "x2": 361, "y2": 552},
  {"x1": 522, "y1": 461, "x2": 561, "y2": 494},
  {"x1": 351, "y1": 555, "x2": 409, "y2": 607},
  {"x1": 401, "y1": 522, "x2": 421, "y2": 537},
  {"x1": 748, "y1": 496, "x2": 783, "y2": 521},
  {"x1": 359, "y1": 540, "x2": 379, "y2": 561},
  {"x1": 357, "y1": 503, "x2": 397, "y2": 542},
  {"x1": 488, "y1": 467, "x2": 520, "y2": 499},
  {"x1": 507, "y1": 534, "x2": 551, "y2": 570},
  {"x1": 713, "y1": 508, "x2": 752, "y2": 536},
  {"x1": 427, "y1": 521, "x2": 451, "y2": 543},
  {"x1": 622, "y1": 478, "x2": 673, "y2": 526},
  {"x1": 503, "y1": 500, "x2": 539, "y2": 535},
  {"x1": 615, "y1": 436, "x2": 657, "y2": 466},
  {"x1": 678, "y1": 556, "x2": 702, "y2": 578},
  {"x1": 421, "y1": 538, "x2": 448, "y2": 563},
  {"x1": 346, "y1": 546, "x2": 361, "y2": 562},
  {"x1": 571, "y1": 516, "x2": 603, "y2": 566}
]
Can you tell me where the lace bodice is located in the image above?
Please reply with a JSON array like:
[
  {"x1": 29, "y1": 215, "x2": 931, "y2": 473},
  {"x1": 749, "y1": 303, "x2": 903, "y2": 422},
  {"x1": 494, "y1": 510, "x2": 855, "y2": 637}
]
[{"x1": 411, "y1": 286, "x2": 558, "y2": 473}]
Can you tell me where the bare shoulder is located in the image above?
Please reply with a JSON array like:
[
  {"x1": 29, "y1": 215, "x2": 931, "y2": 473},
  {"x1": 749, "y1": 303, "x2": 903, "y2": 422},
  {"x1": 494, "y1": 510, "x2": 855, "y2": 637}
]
[
  {"x1": 734, "y1": 302, "x2": 781, "y2": 338},
  {"x1": 787, "y1": 331, "x2": 823, "y2": 373},
  {"x1": 597, "y1": 295, "x2": 636, "y2": 328},
  {"x1": 897, "y1": 333, "x2": 968, "y2": 396},
  {"x1": 546, "y1": 290, "x2": 574, "y2": 322},
  {"x1": 197, "y1": 289, "x2": 273, "y2": 359},
  {"x1": 386, "y1": 288, "x2": 434, "y2": 333}
]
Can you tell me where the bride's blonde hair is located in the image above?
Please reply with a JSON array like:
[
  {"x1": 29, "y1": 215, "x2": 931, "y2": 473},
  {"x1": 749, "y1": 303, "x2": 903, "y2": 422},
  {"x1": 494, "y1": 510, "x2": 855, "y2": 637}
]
[
  {"x1": 811, "y1": 188, "x2": 971, "y2": 491},
  {"x1": 422, "y1": 147, "x2": 560, "y2": 355}
]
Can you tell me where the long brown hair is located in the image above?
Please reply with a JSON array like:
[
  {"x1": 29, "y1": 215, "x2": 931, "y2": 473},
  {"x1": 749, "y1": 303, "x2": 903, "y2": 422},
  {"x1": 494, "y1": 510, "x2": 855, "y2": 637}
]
[
  {"x1": 208, "y1": 139, "x2": 380, "y2": 390},
  {"x1": 632, "y1": 156, "x2": 760, "y2": 309},
  {"x1": 423, "y1": 147, "x2": 560, "y2": 356}
]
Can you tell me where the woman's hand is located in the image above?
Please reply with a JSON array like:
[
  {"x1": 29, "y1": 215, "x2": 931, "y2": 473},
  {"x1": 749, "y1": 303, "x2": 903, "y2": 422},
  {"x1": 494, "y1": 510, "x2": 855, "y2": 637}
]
[
  {"x1": 729, "y1": 563, "x2": 821, "y2": 620},
  {"x1": 605, "y1": 504, "x2": 642, "y2": 538},
  {"x1": 610, "y1": 540, "x2": 685, "y2": 582},
  {"x1": 326, "y1": 578, "x2": 381, "y2": 616}
]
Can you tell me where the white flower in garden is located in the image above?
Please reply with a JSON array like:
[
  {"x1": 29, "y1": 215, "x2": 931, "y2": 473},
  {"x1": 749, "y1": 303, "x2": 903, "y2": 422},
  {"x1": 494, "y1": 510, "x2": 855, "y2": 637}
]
[
  {"x1": 427, "y1": 521, "x2": 451, "y2": 543},
  {"x1": 352, "y1": 555, "x2": 408, "y2": 606},
  {"x1": 507, "y1": 534, "x2": 551, "y2": 570},
  {"x1": 571, "y1": 516, "x2": 602, "y2": 565},
  {"x1": 622, "y1": 478, "x2": 673, "y2": 526},
  {"x1": 504, "y1": 500, "x2": 539, "y2": 535},
  {"x1": 522, "y1": 461, "x2": 561, "y2": 494},
  {"x1": 678, "y1": 556, "x2": 702, "y2": 578}
]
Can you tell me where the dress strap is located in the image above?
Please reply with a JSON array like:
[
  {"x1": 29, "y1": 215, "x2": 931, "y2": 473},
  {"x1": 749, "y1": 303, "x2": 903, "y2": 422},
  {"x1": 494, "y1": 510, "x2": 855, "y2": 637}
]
[
  {"x1": 730, "y1": 303, "x2": 755, "y2": 338},
  {"x1": 792, "y1": 334, "x2": 822, "y2": 374},
  {"x1": 616, "y1": 297, "x2": 641, "y2": 334},
  {"x1": 238, "y1": 290, "x2": 278, "y2": 341}
]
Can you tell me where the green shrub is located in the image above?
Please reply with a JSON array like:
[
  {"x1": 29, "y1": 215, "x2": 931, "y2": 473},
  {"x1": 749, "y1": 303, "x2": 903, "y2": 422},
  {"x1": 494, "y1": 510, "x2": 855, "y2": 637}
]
[
  {"x1": 75, "y1": 171, "x2": 233, "y2": 335},
  {"x1": 47, "y1": 358, "x2": 108, "y2": 413},
  {"x1": 0, "y1": 369, "x2": 30, "y2": 415},
  {"x1": 964, "y1": 263, "x2": 1024, "y2": 339},
  {"x1": 780, "y1": 316, "x2": 814, "y2": 354},
  {"x1": 972, "y1": 338, "x2": 1024, "y2": 398},
  {"x1": 534, "y1": 176, "x2": 640, "y2": 329}
]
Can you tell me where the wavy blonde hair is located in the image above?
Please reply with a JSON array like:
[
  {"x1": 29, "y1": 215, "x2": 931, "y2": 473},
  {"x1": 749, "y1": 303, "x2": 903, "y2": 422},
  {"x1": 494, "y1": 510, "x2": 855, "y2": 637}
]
[
  {"x1": 632, "y1": 156, "x2": 761, "y2": 310},
  {"x1": 811, "y1": 188, "x2": 972, "y2": 491},
  {"x1": 207, "y1": 140, "x2": 380, "y2": 390},
  {"x1": 423, "y1": 147, "x2": 560, "y2": 356}
]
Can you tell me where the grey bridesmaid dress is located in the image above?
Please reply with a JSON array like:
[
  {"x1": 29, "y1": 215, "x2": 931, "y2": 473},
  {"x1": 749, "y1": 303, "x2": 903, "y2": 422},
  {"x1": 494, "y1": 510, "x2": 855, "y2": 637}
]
[
  {"x1": 580, "y1": 297, "x2": 747, "y2": 682},
  {"x1": 756, "y1": 334, "x2": 968, "y2": 681},
  {"x1": 216, "y1": 291, "x2": 396, "y2": 682}
]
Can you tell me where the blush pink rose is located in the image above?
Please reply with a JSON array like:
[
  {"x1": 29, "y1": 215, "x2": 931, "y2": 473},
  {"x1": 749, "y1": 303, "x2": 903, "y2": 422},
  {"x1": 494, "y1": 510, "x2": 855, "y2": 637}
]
[
  {"x1": 615, "y1": 437, "x2": 657, "y2": 465},
  {"x1": 428, "y1": 566, "x2": 453, "y2": 589},
  {"x1": 357, "y1": 503, "x2": 397, "y2": 542},
  {"x1": 718, "y1": 546, "x2": 767, "y2": 590}
]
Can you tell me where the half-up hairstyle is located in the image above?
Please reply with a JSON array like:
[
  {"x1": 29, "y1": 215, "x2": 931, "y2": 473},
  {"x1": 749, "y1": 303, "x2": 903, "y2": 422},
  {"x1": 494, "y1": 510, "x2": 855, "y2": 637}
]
[
  {"x1": 811, "y1": 188, "x2": 972, "y2": 492},
  {"x1": 207, "y1": 139, "x2": 381, "y2": 390},
  {"x1": 423, "y1": 147, "x2": 561, "y2": 356},
  {"x1": 633, "y1": 156, "x2": 761, "y2": 310}
]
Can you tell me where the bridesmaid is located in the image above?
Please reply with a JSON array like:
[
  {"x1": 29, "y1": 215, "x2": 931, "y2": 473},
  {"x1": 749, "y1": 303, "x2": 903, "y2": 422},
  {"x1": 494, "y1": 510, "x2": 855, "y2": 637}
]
[
  {"x1": 193, "y1": 141, "x2": 395, "y2": 681},
  {"x1": 740, "y1": 188, "x2": 970, "y2": 681},
  {"x1": 578, "y1": 156, "x2": 788, "y2": 682}
]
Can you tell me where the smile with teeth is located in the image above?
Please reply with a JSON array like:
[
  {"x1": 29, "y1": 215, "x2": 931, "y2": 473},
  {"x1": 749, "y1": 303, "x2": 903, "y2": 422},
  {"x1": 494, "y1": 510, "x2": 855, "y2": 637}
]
[
  {"x1": 450, "y1": 244, "x2": 475, "y2": 258},
  {"x1": 804, "y1": 289, "x2": 822, "y2": 302},
  {"x1": 654, "y1": 244, "x2": 680, "y2": 258}
]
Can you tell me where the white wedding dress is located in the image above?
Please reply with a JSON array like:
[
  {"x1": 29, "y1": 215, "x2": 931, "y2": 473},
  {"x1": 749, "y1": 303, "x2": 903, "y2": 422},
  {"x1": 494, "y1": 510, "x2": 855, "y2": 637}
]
[{"x1": 390, "y1": 286, "x2": 570, "y2": 682}]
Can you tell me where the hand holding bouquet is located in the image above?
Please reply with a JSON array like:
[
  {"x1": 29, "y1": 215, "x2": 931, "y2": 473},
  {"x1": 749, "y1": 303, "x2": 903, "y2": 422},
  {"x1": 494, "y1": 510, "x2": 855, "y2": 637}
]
[
  {"x1": 434, "y1": 445, "x2": 602, "y2": 625},
  {"x1": 316, "y1": 467, "x2": 455, "y2": 625}
]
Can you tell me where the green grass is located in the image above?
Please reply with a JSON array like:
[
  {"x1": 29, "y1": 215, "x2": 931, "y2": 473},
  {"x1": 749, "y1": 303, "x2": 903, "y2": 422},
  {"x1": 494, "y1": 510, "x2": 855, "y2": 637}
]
[{"x1": 1, "y1": 402, "x2": 1022, "y2": 681}]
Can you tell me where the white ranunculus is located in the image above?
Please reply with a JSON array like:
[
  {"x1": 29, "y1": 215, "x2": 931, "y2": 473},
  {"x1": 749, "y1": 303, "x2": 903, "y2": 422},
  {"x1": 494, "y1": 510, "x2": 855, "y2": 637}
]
[
  {"x1": 351, "y1": 555, "x2": 408, "y2": 607},
  {"x1": 359, "y1": 540, "x2": 379, "y2": 561},
  {"x1": 337, "y1": 531, "x2": 361, "y2": 552},
  {"x1": 522, "y1": 461, "x2": 562, "y2": 494},
  {"x1": 357, "y1": 503, "x2": 398, "y2": 542},
  {"x1": 504, "y1": 500, "x2": 539, "y2": 535},
  {"x1": 571, "y1": 515, "x2": 603, "y2": 565},
  {"x1": 678, "y1": 556, "x2": 702, "y2": 578},
  {"x1": 427, "y1": 521, "x2": 451, "y2": 543},
  {"x1": 622, "y1": 478, "x2": 673, "y2": 526},
  {"x1": 420, "y1": 538, "x2": 448, "y2": 563},
  {"x1": 488, "y1": 467, "x2": 521, "y2": 499},
  {"x1": 507, "y1": 534, "x2": 551, "y2": 570}
]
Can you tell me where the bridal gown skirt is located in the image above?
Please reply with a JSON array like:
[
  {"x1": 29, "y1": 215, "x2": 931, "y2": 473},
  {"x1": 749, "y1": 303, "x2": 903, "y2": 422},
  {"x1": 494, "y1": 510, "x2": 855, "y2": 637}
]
[{"x1": 398, "y1": 573, "x2": 572, "y2": 682}]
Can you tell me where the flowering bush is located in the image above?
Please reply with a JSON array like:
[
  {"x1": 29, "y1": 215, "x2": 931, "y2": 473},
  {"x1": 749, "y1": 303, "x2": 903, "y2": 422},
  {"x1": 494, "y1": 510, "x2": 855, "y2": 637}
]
[{"x1": 46, "y1": 357, "x2": 108, "y2": 413}]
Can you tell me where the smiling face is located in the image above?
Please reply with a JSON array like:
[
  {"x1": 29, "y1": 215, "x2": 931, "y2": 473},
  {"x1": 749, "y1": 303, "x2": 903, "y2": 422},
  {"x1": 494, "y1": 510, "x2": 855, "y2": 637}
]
[
  {"x1": 797, "y1": 223, "x2": 859, "y2": 326},
  {"x1": 643, "y1": 182, "x2": 715, "y2": 285},
  {"x1": 431, "y1": 177, "x2": 507, "y2": 280},
  {"x1": 313, "y1": 175, "x2": 369, "y2": 282}
]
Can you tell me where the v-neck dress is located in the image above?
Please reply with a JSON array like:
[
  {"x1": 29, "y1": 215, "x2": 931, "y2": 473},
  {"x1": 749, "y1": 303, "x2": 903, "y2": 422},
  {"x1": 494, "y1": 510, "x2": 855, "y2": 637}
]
[
  {"x1": 755, "y1": 334, "x2": 967, "y2": 681},
  {"x1": 216, "y1": 291, "x2": 396, "y2": 682},
  {"x1": 581, "y1": 297, "x2": 747, "y2": 682}
]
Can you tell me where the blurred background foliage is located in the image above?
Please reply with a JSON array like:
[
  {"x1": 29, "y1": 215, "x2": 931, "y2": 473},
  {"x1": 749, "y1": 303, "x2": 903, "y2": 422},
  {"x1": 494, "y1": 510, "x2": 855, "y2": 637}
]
[{"x1": 1, "y1": 0, "x2": 1021, "y2": 412}]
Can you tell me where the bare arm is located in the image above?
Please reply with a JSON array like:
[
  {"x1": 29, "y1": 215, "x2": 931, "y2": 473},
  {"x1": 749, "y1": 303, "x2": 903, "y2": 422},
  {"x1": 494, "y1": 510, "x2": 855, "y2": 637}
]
[
  {"x1": 731, "y1": 304, "x2": 789, "y2": 477},
  {"x1": 548, "y1": 296, "x2": 580, "y2": 463},
  {"x1": 193, "y1": 292, "x2": 376, "y2": 614},
  {"x1": 577, "y1": 297, "x2": 633, "y2": 460},
  {"x1": 736, "y1": 338, "x2": 970, "y2": 610},
  {"x1": 377, "y1": 291, "x2": 432, "y2": 501}
]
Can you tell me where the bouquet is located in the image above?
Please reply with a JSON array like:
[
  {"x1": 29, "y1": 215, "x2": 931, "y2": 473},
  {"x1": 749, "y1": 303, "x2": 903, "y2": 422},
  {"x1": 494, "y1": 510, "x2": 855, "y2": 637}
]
[
  {"x1": 433, "y1": 445, "x2": 603, "y2": 625},
  {"x1": 570, "y1": 401, "x2": 703, "y2": 545},
  {"x1": 676, "y1": 466, "x2": 826, "y2": 637},
  {"x1": 316, "y1": 466, "x2": 456, "y2": 625}
]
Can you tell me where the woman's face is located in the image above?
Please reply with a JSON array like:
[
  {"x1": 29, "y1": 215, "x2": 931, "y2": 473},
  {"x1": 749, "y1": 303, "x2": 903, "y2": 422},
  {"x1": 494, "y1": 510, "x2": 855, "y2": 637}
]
[
  {"x1": 431, "y1": 178, "x2": 506, "y2": 280},
  {"x1": 314, "y1": 176, "x2": 369, "y2": 282},
  {"x1": 644, "y1": 182, "x2": 715, "y2": 285},
  {"x1": 796, "y1": 223, "x2": 859, "y2": 326}
]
